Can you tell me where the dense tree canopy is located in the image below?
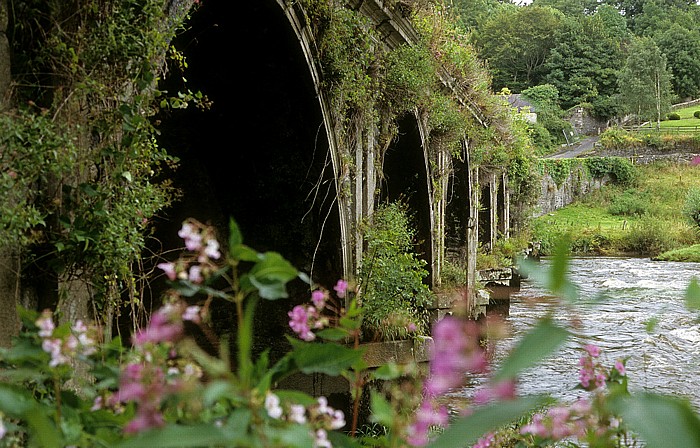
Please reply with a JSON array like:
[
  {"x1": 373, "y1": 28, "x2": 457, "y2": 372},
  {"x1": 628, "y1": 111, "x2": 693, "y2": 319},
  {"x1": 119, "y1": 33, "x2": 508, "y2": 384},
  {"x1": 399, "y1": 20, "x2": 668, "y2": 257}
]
[{"x1": 472, "y1": 5, "x2": 564, "y2": 91}]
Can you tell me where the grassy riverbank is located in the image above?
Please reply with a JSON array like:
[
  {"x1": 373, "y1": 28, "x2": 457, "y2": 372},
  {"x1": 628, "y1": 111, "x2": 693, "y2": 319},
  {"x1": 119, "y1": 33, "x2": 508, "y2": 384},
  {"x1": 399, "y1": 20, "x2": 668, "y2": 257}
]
[{"x1": 530, "y1": 160, "x2": 700, "y2": 260}]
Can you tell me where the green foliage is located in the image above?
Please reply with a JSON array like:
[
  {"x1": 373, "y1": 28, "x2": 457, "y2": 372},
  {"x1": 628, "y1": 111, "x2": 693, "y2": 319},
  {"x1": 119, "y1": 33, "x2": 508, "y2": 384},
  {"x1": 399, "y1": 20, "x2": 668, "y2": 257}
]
[
  {"x1": 694, "y1": 110, "x2": 700, "y2": 118},
  {"x1": 584, "y1": 157, "x2": 637, "y2": 186},
  {"x1": 607, "y1": 189, "x2": 651, "y2": 216},
  {"x1": 359, "y1": 202, "x2": 433, "y2": 341},
  {"x1": 620, "y1": 216, "x2": 677, "y2": 255},
  {"x1": 382, "y1": 45, "x2": 437, "y2": 116},
  {"x1": 3, "y1": 0, "x2": 207, "y2": 326},
  {"x1": 667, "y1": 112, "x2": 681, "y2": 120},
  {"x1": 0, "y1": 110, "x2": 76, "y2": 246},
  {"x1": 473, "y1": 6, "x2": 564, "y2": 91},
  {"x1": 683, "y1": 186, "x2": 700, "y2": 228},
  {"x1": 317, "y1": 6, "x2": 378, "y2": 117},
  {"x1": 539, "y1": 159, "x2": 580, "y2": 187},
  {"x1": 618, "y1": 36, "x2": 674, "y2": 125}
]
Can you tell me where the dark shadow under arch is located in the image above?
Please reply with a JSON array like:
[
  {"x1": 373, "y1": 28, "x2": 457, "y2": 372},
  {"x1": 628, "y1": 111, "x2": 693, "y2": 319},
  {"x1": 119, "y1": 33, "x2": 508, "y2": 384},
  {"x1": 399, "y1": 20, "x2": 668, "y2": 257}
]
[
  {"x1": 143, "y1": 0, "x2": 342, "y2": 358},
  {"x1": 379, "y1": 114, "x2": 433, "y2": 284}
]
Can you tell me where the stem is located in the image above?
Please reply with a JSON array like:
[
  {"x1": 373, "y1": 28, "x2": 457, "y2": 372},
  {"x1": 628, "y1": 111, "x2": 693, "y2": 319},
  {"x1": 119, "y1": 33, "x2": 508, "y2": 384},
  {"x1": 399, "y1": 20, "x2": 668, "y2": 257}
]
[
  {"x1": 350, "y1": 328, "x2": 362, "y2": 437},
  {"x1": 54, "y1": 376, "x2": 62, "y2": 425}
]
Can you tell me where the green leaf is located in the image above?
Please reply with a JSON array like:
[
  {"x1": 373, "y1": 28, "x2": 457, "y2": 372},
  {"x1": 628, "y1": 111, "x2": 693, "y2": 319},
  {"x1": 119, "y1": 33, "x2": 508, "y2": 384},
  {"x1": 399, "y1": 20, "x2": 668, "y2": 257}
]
[
  {"x1": 228, "y1": 218, "x2": 243, "y2": 252},
  {"x1": 290, "y1": 340, "x2": 364, "y2": 376},
  {"x1": 121, "y1": 171, "x2": 132, "y2": 182},
  {"x1": 0, "y1": 383, "x2": 34, "y2": 416},
  {"x1": 114, "y1": 424, "x2": 230, "y2": 447},
  {"x1": 316, "y1": 327, "x2": 350, "y2": 341},
  {"x1": 231, "y1": 244, "x2": 259, "y2": 262},
  {"x1": 685, "y1": 277, "x2": 700, "y2": 311},
  {"x1": 25, "y1": 406, "x2": 62, "y2": 448},
  {"x1": 369, "y1": 391, "x2": 394, "y2": 427},
  {"x1": 202, "y1": 380, "x2": 235, "y2": 407},
  {"x1": 428, "y1": 396, "x2": 549, "y2": 448},
  {"x1": 372, "y1": 362, "x2": 403, "y2": 381},
  {"x1": 611, "y1": 393, "x2": 700, "y2": 448},
  {"x1": 247, "y1": 252, "x2": 298, "y2": 300},
  {"x1": 249, "y1": 276, "x2": 290, "y2": 301},
  {"x1": 495, "y1": 318, "x2": 569, "y2": 381},
  {"x1": 263, "y1": 423, "x2": 315, "y2": 447}
]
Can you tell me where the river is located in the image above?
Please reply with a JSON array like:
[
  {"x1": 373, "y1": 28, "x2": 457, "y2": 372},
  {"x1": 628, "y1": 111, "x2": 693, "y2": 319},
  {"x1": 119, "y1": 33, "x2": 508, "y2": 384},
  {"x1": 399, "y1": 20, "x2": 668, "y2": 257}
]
[{"x1": 456, "y1": 256, "x2": 700, "y2": 410}]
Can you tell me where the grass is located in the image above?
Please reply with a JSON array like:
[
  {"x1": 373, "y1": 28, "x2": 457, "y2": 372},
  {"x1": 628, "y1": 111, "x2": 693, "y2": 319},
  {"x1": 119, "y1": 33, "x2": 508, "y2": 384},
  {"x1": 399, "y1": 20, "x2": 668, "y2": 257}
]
[
  {"x1": 653, "y1": 244, "x2": 700, "y2": 262},
  {"x1": 531, "y1": 161, "x2": 700, "y2": 257},
  {"x1": 660, "y1": 104, "x2": 700, "y2": 128}
]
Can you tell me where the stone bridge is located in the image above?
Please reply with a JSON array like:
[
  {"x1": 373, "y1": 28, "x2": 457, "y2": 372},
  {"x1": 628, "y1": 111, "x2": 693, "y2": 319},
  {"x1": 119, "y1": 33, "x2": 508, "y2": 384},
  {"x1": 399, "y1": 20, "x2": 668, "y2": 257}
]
[{"x1": 159, "y1": 0, "x2": 514, "y2": 317}]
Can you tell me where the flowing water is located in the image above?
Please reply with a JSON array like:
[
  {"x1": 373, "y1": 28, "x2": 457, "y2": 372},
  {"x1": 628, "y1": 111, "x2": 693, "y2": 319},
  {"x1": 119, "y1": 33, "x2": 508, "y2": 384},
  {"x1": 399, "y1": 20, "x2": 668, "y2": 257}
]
[{"x1": 456, "y1": 256, "x2": 700, "y2": 410}]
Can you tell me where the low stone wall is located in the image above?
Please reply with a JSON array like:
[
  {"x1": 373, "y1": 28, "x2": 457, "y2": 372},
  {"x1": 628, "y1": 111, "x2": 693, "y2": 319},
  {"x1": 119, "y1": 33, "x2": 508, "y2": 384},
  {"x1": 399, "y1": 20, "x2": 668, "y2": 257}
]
[{"x1": 535, "y1": 164, "x2": 609, "y2": 216}]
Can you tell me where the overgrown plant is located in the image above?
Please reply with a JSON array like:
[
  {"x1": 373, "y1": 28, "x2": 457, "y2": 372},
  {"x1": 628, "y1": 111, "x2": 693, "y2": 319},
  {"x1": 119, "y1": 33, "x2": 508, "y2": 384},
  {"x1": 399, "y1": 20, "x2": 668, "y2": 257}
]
[
  {"x1": 358, "y1": 202, "x2": 433, "y2": 341},
  {"x1": 5, "y1": 0, "x2": 206, "y2": 331}
]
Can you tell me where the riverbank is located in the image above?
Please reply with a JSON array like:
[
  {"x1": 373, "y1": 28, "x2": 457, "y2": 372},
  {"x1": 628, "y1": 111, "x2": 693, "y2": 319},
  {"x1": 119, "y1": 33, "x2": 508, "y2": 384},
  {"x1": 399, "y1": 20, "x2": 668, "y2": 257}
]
[{"x1": 530, "y1": 161, "x2": 700, "y2": 259}]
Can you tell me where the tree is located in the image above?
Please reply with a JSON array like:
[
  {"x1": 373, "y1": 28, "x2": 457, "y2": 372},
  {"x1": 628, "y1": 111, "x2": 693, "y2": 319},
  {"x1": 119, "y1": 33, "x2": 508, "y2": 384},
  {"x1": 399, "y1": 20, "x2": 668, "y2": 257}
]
[
  {"x1": 654, "y1": 23, "x2": 700, "y2": 100},
  {"x1": 544, "y1": 12, "x2": 627, "y2": 119},
  {"x1": 521, "y1": 84, "x2": 572, "y2": 145},
  {"x1": 473, "y1": 5, "x2": 564, "y2": 91},
  {"x1": 618, "y1": 36, "x2": 673, "y2": 128}
]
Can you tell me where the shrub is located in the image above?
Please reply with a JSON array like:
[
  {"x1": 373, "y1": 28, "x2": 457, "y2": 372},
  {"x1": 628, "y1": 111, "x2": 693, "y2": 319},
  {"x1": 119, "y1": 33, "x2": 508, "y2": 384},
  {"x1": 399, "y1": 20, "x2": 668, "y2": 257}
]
[
  {"x1": 694, "y1": 110, "x2": 700, "y2": 118},
  {"x1": 598, "y1": 128, "x2": 640, "y2": 150},
  {"x1": 621, "y1": 217, "x2": 677, "y2": 255},
  {"x1": 607, "y1": 190, "x2": 650, "y2": 216},
  {"x1": 683, "y1": 186, "x2": 700, "y2": 228},
  {"x1": 358, "y1": 202, "x2": 433, "y2": 341},
  {"x1": 667, "y1": 112, "x2": 681, "y2": 120}
]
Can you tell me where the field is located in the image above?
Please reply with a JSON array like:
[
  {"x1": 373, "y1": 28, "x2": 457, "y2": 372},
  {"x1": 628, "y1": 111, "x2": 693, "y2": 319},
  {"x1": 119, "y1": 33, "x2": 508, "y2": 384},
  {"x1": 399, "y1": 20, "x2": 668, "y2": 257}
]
[{"x1": 530, "y1": 161, "x2": 700, "y2": 258}]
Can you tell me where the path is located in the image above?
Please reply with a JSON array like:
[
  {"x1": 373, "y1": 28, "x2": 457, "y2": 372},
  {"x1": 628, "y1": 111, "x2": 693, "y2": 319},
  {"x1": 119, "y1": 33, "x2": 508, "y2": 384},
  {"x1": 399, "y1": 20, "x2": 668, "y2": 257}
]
[{"x1": 546, "y1": 136, "x2": 600, "y2": 159}]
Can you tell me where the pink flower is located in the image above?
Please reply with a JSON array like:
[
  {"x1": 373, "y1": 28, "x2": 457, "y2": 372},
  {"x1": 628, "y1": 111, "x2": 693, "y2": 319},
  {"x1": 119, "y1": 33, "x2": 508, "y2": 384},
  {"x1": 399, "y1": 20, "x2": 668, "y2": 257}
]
[
  {"x1": 124, "y1": 407, "x2": 165, "y2": 434},
  {"x1": 311, "y1": 290, "x2": 326, "y2": 309},
  {"x1": 36, "y1": 310, "x2": 55, "y2": 338},
  {"x1": 188, "y1": 265, "x2": 203, "y2": 283},
  {"x1": 204, "y1": 239, "x2": 221, "y2": 260},
  {"x1": 288, "y1": 305, "x2": 315, "y2": 341},
  {"x1": 584, "y1": 344, "x2": 600, "y2": 357},
  {"x1": 157, "y1": 262, "x2": 177, "y2": 281},
  {"x1": 614, "y1": 360, "x2": 626, "y2": 376},
  {"x1": 182, "y1": 306, "x2": 201, "y2": 323},
  {"x1": 132, "y1": 309, "x2": 183, "y2": 346},
  {"x1": 333, "y1": 279, "x2": 348, "y2": 298},
  {"x1": 178, "y1": 222, "x2": 203, "y2": 251},
  {"x1": 473, "y1": 432, "x2": 495, "y2": 448},
  {"x1": 407, "y1": 400, "x2": 448, "y2": 446},
  {"x1": 424, "y1": 317, "x2": 487, "y2": 397}
]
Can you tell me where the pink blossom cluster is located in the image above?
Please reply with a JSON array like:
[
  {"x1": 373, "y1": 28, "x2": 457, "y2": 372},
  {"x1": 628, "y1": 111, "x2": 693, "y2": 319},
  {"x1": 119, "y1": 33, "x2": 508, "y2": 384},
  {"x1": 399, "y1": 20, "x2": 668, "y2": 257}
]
[
  {"x1": 157, "y1": 220, "x2": 221, "y2": 284},
  {"x1": 408, "y1": 316, "x2": 494, "y2": 446},
  {"x1": 131, "y1": 302, "x2": 198, "y2": 347},
  {"x1": 405, "y1": 400, "x2": 449, "y2": 446},
  {"x1": 520, "y1": 398, "x2": 609, "y2": 441},
  {"x1": 288, "y1": 286, "x2": 336, "y2": 341},
  {"x1": 107, "y1": 302, "x2": 202, "y2": 434},
  {"x1": 35, "y1": 310, "x2": 96, "y2": 367},
  {"x1": 265, "y1": 393, "x2": 346, "y2": 447},
  {"x1": 424, "y1": 316, "x2": 488, "y2": 397},
  {"x1": 578, "y1": 344, "x2": 608, "y2": 390}
]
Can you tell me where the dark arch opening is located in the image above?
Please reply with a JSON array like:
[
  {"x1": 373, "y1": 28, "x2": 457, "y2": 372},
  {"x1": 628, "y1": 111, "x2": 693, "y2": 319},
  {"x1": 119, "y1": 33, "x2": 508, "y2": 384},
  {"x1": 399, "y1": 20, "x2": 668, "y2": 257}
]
[
  {"x1": 445, "y1": 156, "x2": 471, "y2": 280},
  {"x1": 379, "y1": 114, "x2": 433, "y2": 284},
  {"x1": 479, "y1": 182, "x2": 492, "y2": 249},
  {"x1": 143, "y1": 0, "x2": 341, "y2": 358}
]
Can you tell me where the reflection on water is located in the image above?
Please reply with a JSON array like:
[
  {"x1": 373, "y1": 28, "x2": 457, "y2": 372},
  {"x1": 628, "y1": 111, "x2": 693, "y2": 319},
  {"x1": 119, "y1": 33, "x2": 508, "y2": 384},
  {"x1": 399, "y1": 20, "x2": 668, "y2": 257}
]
[{"x1": 453, "y1": 257, "x2": 700, "y2": 409}]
